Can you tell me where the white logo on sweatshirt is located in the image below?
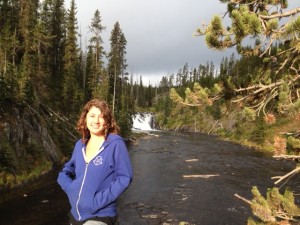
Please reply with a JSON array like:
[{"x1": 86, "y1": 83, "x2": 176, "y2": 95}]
[{"x1": 93, "y1": 156, "x2": 103, "y2": 165}]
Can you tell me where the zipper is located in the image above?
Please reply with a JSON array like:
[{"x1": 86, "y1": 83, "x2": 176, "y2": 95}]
[
  {"x1": 76, "y1": 144, "x2": 106, "y2": 220},
  {"x1": 76, "y1": 162, "x2": 89, "y2": 220}
]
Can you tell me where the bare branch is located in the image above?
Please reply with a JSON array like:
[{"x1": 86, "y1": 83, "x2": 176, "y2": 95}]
[
  {"x1": 259, "y1": 37, "x2": 275, "y2": 58},
  {"x1": 183, "y1": 174, "x2": 219, "y2": 178},
  {"x1": 276, "y1": 58, "x2": 289, "y2": 75},
  {"x1": 259, "y1": 8, "x2": 300, "y2": 20},
  {"x1": 234, "y1": 83, "x2": 263, "y2": 93},
  {"x1": 271, "y1": 166, "x2": 300, "y2": 185},
  {"x1": 176, "y1": 101, "x2": 203, "y2": 107},
  {"x1": 234, "y1": 193, "x2": 252, "y2": 205},
  {"x1": 273, "y1": 155, "x2": 300, "y2": 160},
  {"x1": 233, "y1": 75, "x2": 300, "y2": 103},
  {"x1": 208, "y1": 120, "x2": 219, "y2": 134}
]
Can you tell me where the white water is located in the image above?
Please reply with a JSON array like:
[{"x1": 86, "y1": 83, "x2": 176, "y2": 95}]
[{"x1": 132, "y1": 113, "x2": 155, "y2": 131}]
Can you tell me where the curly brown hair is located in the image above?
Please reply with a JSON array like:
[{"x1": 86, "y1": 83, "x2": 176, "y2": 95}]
[{"x1": 76, "y1": 99, "x2": 120, "y2": 143}]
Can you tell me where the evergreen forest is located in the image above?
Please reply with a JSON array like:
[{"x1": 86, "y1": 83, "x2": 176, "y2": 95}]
[{"x1": 0, "y1": 0, "x2": 300, "y2": 223}]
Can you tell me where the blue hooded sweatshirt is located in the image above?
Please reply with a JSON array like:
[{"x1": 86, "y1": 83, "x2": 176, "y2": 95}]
[{"x1": 57, "y1": 134, "x2": 133, "y2": 221}]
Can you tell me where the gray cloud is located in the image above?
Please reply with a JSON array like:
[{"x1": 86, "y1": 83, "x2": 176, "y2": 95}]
[{"x1": 70, "y1": 0, "x2": 298, "y2": 84}]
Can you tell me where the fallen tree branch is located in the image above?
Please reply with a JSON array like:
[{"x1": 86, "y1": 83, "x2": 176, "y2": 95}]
[
  {"x1": 65, "y1": 128, "x2": 77, "y2": 140},
  {"x1": 273, "y1": 155, "x2": 300, "y2": 160},
  {"x1": 271, "y1": 166, "x2": 300, "y2": 185},
  {"x1": 234, "y1": 193, "x2": 252, "y2": 205},
  {"x1": 185, "y1": 159, "x2": 199, "y2": 162},
  {"x1": 208, "y1": 120, "x2": 219, "y2": 134},
  {"x1": 183, "y1": 174, "x2": 219, "y2": 179}
]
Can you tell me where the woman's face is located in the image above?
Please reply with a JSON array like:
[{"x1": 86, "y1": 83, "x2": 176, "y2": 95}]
[{"x1": 86, "y1": 106, "x2": 105, "y2": 137}]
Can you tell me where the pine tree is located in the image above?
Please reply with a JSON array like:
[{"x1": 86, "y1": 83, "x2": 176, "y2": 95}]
[
  {"x1": 247, "y1": 186, "x2": 300, "y2": 224},
  {"x1": 18, "y1": 0, "x2": 40, "y2": 101},
  {"x1": 107, "y1": 21, "x2": 127, "y2": 114},
  {"x1": 86, "y1": 9, "x2": 107, "y2": 101},
  {"x1": 107, "y1": 22, "x2": 134, "y2": 135},
  {"x1": 30, "y1": 2, "x2": 56, "y2": 102},
  {"x1": 137, "y1": 76, "x2": 145, "y2": 107},
  {"x1": 47, "y1": 0, "x2": 66, "y2": 106},
  {"x1": 195, "y1": 0, "x2": 300, "y2": 117},
  {"x1": 61, "y1": 0, "x2": 82, "y2": 112},
  {"x1": 0, "y1": 0, "x2": 20, "y2": 100}
]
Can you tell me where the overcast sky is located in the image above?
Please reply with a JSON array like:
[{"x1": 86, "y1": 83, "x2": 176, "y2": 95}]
[{"x1": 64, "y1": 0, "x2": 299, "y2": 85}]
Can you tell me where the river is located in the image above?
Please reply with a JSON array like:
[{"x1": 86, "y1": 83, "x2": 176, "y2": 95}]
[{"x1": 0, "y1": 131, "x2": 299, "y2": 225}]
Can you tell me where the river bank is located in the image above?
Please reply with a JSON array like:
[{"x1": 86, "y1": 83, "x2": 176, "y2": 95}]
[
  {"x1": 1, "y1": 108, "x2": 298, "y2": 195},
  {"x1": 0, "y1": 167, "x2": 60, "y2": 205}
]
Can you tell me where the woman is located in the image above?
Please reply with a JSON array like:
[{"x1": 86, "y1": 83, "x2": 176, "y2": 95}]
[{"x1": 57, "y1": 99, "x2": 133, "y2": 225}]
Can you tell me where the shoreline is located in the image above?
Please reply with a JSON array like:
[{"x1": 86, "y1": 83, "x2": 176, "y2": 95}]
[{"x1": 0, "y1": 167, "x2": 59, "y2": 204}]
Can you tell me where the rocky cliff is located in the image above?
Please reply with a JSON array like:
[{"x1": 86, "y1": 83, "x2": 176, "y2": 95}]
[{"x1": 0, "y1": 102, "x2": 74, "y2": 189}]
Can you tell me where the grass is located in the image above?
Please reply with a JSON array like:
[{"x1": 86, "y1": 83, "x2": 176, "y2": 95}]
[
  {"x1": 0, "y1": 160, "x2": 52, "y2": 188},
  {"x1": 224, "y1": 116, "x2": 300, "y2": 153}
]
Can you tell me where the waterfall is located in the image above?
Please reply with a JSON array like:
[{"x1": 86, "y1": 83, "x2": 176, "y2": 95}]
[{"x1": 132, "y1": 113, "x2": 155, "y2": 131}]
